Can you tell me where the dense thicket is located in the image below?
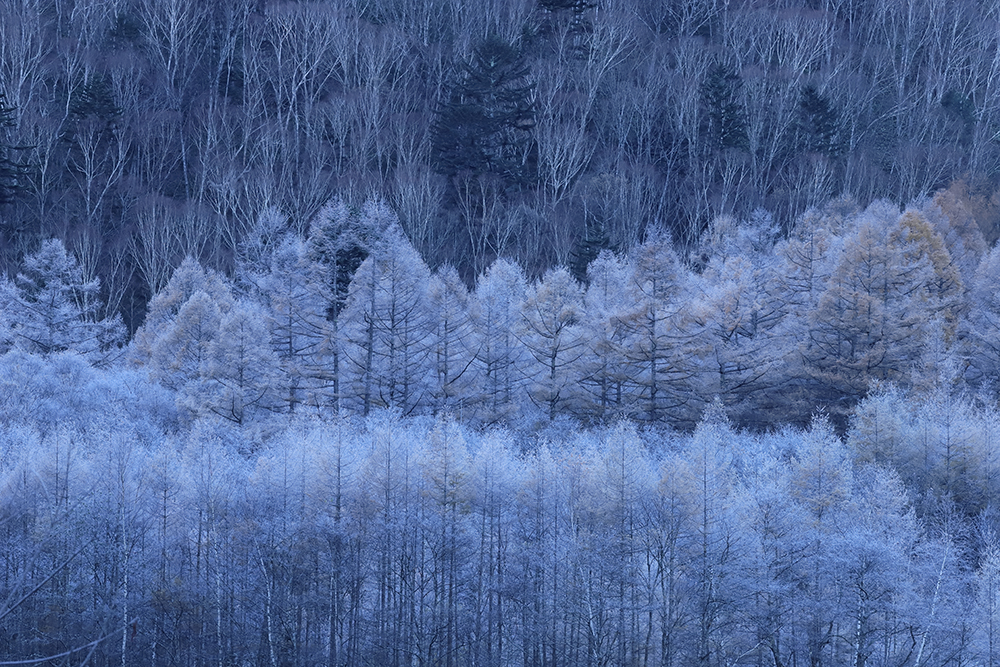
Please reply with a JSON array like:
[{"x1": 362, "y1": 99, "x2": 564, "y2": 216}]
[
  {"x1": 3, "y1": 0, "x2": 1000, "y2": 327},
  {"x1": 1, "y1": 351, "x2": 1000, "y2": 667}
]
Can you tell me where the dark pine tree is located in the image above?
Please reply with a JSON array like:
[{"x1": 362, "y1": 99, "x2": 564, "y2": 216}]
[
  {"x1": 701, "y1": 62, "x2": 748, "y2": 152},
  {"x1": 799, "y1": 85, "x2": 845, "y2": 157},
  {"x1": 538, "y1": 0, "x2": 597, "y2": 11},
  {"x1": 432, "y1": 36, "x2": 537, "y2": 190},
  {"x1": 941, "y1": 89, "x2": 975, "y2": 146}
]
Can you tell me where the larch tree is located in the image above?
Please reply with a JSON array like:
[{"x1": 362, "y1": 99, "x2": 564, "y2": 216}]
[
  {"x1": 617, "y1": 230, "x2": 700, "y2": 425},
  {"x1": 130, "y1": 256, "x2": 236, "y2": 415},
  {"x1": 471, "y1": 258, "x2": 528, "y2": 424},
  {"x1": 250, "y1": 233, "x2": 335, "y2": 412},
  {"x1": 964, "y1": 243, "x2": 1000, "y2": 390},
  {"x1": 577, "y1": 250, "x2": 632, "y2": 420},
  {"x1": 428, "y1": 265, "x2": 478, "y2": 416},
  {"x1": 152, "y1": 290, "x2": 224, "y2": 399},
  {"x1": 338, "y1": 224, "x2": 434, "y2": 416},
  {"x1": 131, "y1": 256, "x2": 234, "y2": 364},
  {"x1": 202, "y1": 300, "x2": 281, "y2": 424},
  {"x1": 308, "y1": 198, "x2": 395, "y2": 321},
  {"x1": 838, "y1": 466, "x2": 921, "y2": 667},
  {"x1": 788, "y1": 415, "x2": 863, "y2": 667},
  {"x1": 802, "y1": 203, "x2": 950, "y2": 424},
  {"x1": 519, "y1": 266, "x2": 586, "y2": 421},
  {"x1": 693, "y1": 246, "x2": 785, "y2": 427}
]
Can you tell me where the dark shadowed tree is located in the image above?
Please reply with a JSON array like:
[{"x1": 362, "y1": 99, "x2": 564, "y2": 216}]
[{"x1": 433, "y1": 35, "x2": 537, "y2": 189}]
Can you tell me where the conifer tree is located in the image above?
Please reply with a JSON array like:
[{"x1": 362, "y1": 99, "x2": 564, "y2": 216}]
[
  {"x1": 798, "y1": 85, "x2": 844, "y2": 157},
  {"x1": 520, "y1": 267, "x2": 586, "y2": 420},
  {"x1": 433, "y1": 35, "x2": 536, "y2": 188},
  {"x1": 472, "y1": 258, "x2": 528, "y2": 423},
  {"x1": 339, "y1": 224, "x2": 434, "y2": 415},
  {"x1": 617, "y1": 231, "x2": 700, "y2": 424},
  {"x1": 0, "y1": 92, "x2": 27, "y2": 206},
  {"x1": 802, "y1": 203, "x2": 949, "y2": 421},
  {"x1": 130, "y1": 256, "x2": 239, "y2": 416},
  {"x1": 308, "y1": 198, "x2": 393, "y2": 320},
  {"x1": 2, "y1": 239, "x2": 124, "y2": 363},
  {"x1": 701, "y1": 62, "x2": 748, "y2": 152},
  {"x1": 963, "y1": 243, "x2": 1000, "y2": 390},
  {"x1": 694, "y1": 253, "x2": 784, "y2": 426},
  {"x1": 577, "y1": 250, "x2": 632, "y2": 420},
  {"x1": 428, "y1": 265, "x2": 478, "y2": 416},
  {"x1": 252, "y1": 234, "x2": 335, "y2": 411},
  {"x1": 202, "y1": 300, "x2": 280, "y2": 423}
]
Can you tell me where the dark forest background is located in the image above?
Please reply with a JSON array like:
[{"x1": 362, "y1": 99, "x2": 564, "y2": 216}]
[{"x1": 4, "y1": 0, "x2": 1000, "y2": 330}]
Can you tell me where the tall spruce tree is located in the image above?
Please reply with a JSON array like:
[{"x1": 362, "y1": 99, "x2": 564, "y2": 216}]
[
  {"x1": 701, "y1": 62, "x2": 748, "y2": 152},
  {"x1": 799, "y1": 85, "x2": 845, "y2": 157},
  {"x1": 432, "y1": 35, "x2": 537, "y2": 189}
]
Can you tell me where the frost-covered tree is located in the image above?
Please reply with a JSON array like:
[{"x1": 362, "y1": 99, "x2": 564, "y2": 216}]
[
  {"x1": 246, "y1": 233, "x2": 335, "y2": 411},
  {"x1": 964, "y1": 243, "x2": 1000, "y2": 391},
  {"x1": 427, "y1": 265, "x2": 478, "y2": 416},
  {"x1": 471, "y1": 258, "x2": 528, "y2": 423},
  {"x1": 789, "y1": 415, "x2": 855, "y2": 667},
  {"x1": 617, "y1": 231, "x2": 700, "y2": 424},
  {"x1": 151, "y1": 290, "x2": 223, "y2": 394},
  {"x1": 1, "y1": 239, "x2": 124, "y2": 363},
  {"x1": 803, "y1": 204, "x2": 959, "y2": 423},
  {"x1": 693, "y1": 250, "x2": 785, "y2": 427},
  {"x1": 576, "y1": 250, "x2": 632, "y2": 420},
  {"x1": 129, "y1": 256, "x2": 275, "y2": 420},
  {"x1": 131, "y1": 256, "x2": 234, "y2": 363},
  {"x1": 520, "y1": 266, "x2": 585, "y2": 420},
  {"x1": 201, "y1": 301, "x2": 280, "y2": 424},
  {"x1": 339, "y1": 224, "x2": 434, "y2": 415},
  {"x1": 308, "y1": 198, "x2": 395, "y2": 320}
]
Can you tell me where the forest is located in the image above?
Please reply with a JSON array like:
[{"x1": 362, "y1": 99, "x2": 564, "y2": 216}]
[
  {"x1": 3, "y1": 0, "x2": 1000, "y2": 325},
  {"x1": 6, "y1": 0, "x2": 1000, "y2": 665},
  {"x1": 0, "y1": 182, "x2": 1000, "y2": 666}
]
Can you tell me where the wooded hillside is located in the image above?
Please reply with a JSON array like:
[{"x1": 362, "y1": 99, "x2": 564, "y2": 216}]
[{"x1": 3, "y1": 0, "x2": 1000, "y2": 328}]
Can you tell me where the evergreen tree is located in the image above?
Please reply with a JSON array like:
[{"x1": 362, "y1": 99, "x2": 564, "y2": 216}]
[
  {"x1": 701, "y1": 62, "x2": 748, "y2": 152},
  {"x1": 798, "y1": 85, "x2": 845, "y2": 158},
  {"x1": 433, "y1": 35, "x2": 537, "y2": 188},
  {"x1": 2, "y1": 239, "x2": 124, "y2": 363},
  {"x1": 308, "y1": 198, "x2": 393, "y2": 321},
  {"x1": 539, "y1": 0, "x2": 597, "y2": 12}
]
